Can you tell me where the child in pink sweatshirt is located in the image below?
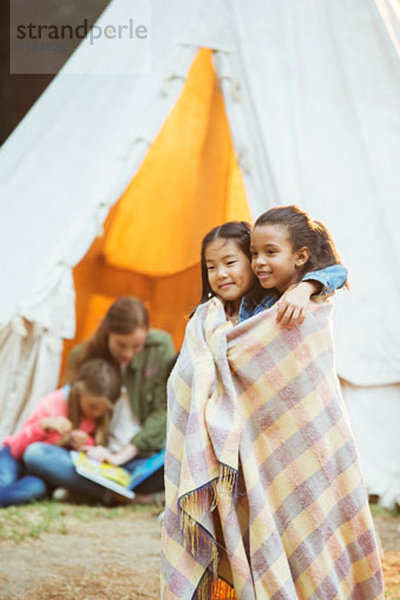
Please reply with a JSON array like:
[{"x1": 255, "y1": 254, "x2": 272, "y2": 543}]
[{"x1": 0, "y1": 358, "x2": 120, "y2": 507}]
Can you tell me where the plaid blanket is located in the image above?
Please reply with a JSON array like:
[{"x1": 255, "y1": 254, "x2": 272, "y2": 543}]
[{"x1": 161, "y1": 297, "x2": 383, "y2": 599}]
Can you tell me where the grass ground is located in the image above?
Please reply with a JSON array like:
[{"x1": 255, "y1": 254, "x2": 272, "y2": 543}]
[{"x1": 0, "y1": 500, "x2": 153, "y2": 543}]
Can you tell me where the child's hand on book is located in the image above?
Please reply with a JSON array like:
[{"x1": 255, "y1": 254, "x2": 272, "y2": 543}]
[
  {"x1": 85, "y1": 443, "x2": 139, "y2": 466},
  {"x1": 69, "y1": 429, "x2": 89, "y2": 450},
  {"x1": 86, "y1": 445, "x2": 113, "y2": 463},
  {"x1": 106, "y1": 443, "x2": 139, "y2": 466}
]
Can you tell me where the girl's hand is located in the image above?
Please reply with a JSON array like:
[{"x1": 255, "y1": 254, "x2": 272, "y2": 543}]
[
  {"x1": 41, "y1": 416, "x2": 73, "y2": 435},
  {"x1": 276, "y1": 281, "x2": 320, "y2": 329},
  {"x1": 69, "y1": 430, "x2": 89, "y2": 450},
  {"x1": 107, "y1": 443, "x2": 139, "y2": 466},
  {"x1": 85, "y1": 445, "x2": 113, "y2": 463},
  {"x1": 85, "y1": 444, "x2": 139, "y2": 465}
]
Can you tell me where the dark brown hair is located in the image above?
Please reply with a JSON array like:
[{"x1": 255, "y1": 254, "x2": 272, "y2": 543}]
[
  {"x1": 254, "y1": 205, "x2": 346, "y2": 284},
  {"x1": 199, "y1": 221, "x2": 253, "y2": 303},
  {"x1": 70, "y1": 296, "x2": 149, "y2": 376},
  {"x1": 68, "y1": 358, "x2": 121, "y2": 445}
]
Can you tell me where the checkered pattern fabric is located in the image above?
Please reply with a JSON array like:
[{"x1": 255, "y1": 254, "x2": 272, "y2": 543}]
[{"x1": 161, "y1": 297, "x2": 383, "y2": 599}]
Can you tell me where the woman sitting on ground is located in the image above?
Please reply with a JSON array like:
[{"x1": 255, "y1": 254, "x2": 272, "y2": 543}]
[{"x1": 24, "y1": 296, "x2": 175, "y2": 504}]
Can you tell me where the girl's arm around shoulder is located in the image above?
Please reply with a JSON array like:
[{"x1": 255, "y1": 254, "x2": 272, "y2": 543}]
[
  {"x1": 276, "y1": 264, "x2": 348, "y2": 328},
  {"x1": 302, "y1": 263, "x2": 348, "y2": 296}
]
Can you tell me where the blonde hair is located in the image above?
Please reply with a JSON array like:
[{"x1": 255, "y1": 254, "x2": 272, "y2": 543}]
[{"x1": 67, "y1": 359, "x2": 121, "y2": 445}]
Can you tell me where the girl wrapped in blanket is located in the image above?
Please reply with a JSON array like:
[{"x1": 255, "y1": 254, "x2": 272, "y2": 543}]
[{"x1": 162, "y1": 205, "x2": 383, "y2": 600}]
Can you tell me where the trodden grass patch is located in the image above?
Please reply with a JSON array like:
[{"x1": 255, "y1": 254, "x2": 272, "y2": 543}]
[{"x1": 0, "y1": 500, "x2": 155, "y2": 542}]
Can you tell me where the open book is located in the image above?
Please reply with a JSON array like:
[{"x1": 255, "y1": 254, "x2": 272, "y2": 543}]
[{"x1": 70, "y1": 449, "x2": 165, "y2": 499}]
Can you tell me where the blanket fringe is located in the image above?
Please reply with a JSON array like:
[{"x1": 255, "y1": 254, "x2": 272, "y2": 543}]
[
  {"x1": 217, "y1": 464, "x2": 237, "y2": 497},
  {"x1": 179, "y1": 508, "x2": 219, "y2": 574},
  {"x1": 178, "y1": 463, "x2": 237, "y2": 575},
  {"x1": 194, "y1": 569, "x2": 213, "y2": 600}
]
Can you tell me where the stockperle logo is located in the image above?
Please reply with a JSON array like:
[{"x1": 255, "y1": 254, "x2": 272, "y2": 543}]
[{"x1": 10, "y1": 0, "x2": 151, "y2": 75}]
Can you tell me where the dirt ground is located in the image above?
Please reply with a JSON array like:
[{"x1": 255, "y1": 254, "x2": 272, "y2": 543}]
[
  {"x1": 0, "y1": 506, "x2": 161, "y2": 600},
  {"x1": 0, "y1": 506, "x2": 399, "y2": 600},
  {"x1": 374, "y1": 511, "x2": 400, "y2": 598}
]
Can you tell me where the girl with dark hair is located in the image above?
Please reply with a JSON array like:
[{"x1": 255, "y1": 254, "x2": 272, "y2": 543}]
[
  {"x1": 200, "y1": 221, "x2": 253, "y2": 304},
  {"x1": 240, "y1": 204, "x2": 348, "y2": 320},
  {"x1": 0, "y1": 359, "x2": 119, "y2": 507},
  {"x1": 25, "y1": 296, "x2": 175, "y2": 504}
]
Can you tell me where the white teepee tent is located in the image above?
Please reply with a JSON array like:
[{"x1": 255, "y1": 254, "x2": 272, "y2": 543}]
[{"x1": 1, "y1": 0, "x2": 400, "y2": 506}]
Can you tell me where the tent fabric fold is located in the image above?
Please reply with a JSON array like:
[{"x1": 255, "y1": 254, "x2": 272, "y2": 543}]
[{"x1": 0, "y1": 318, "x2": 62, "y2": 441}]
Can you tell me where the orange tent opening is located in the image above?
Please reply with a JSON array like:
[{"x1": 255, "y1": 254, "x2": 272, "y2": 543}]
[{"x1": 61, "y1": 48, "x2": 251, "y2": 375}]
